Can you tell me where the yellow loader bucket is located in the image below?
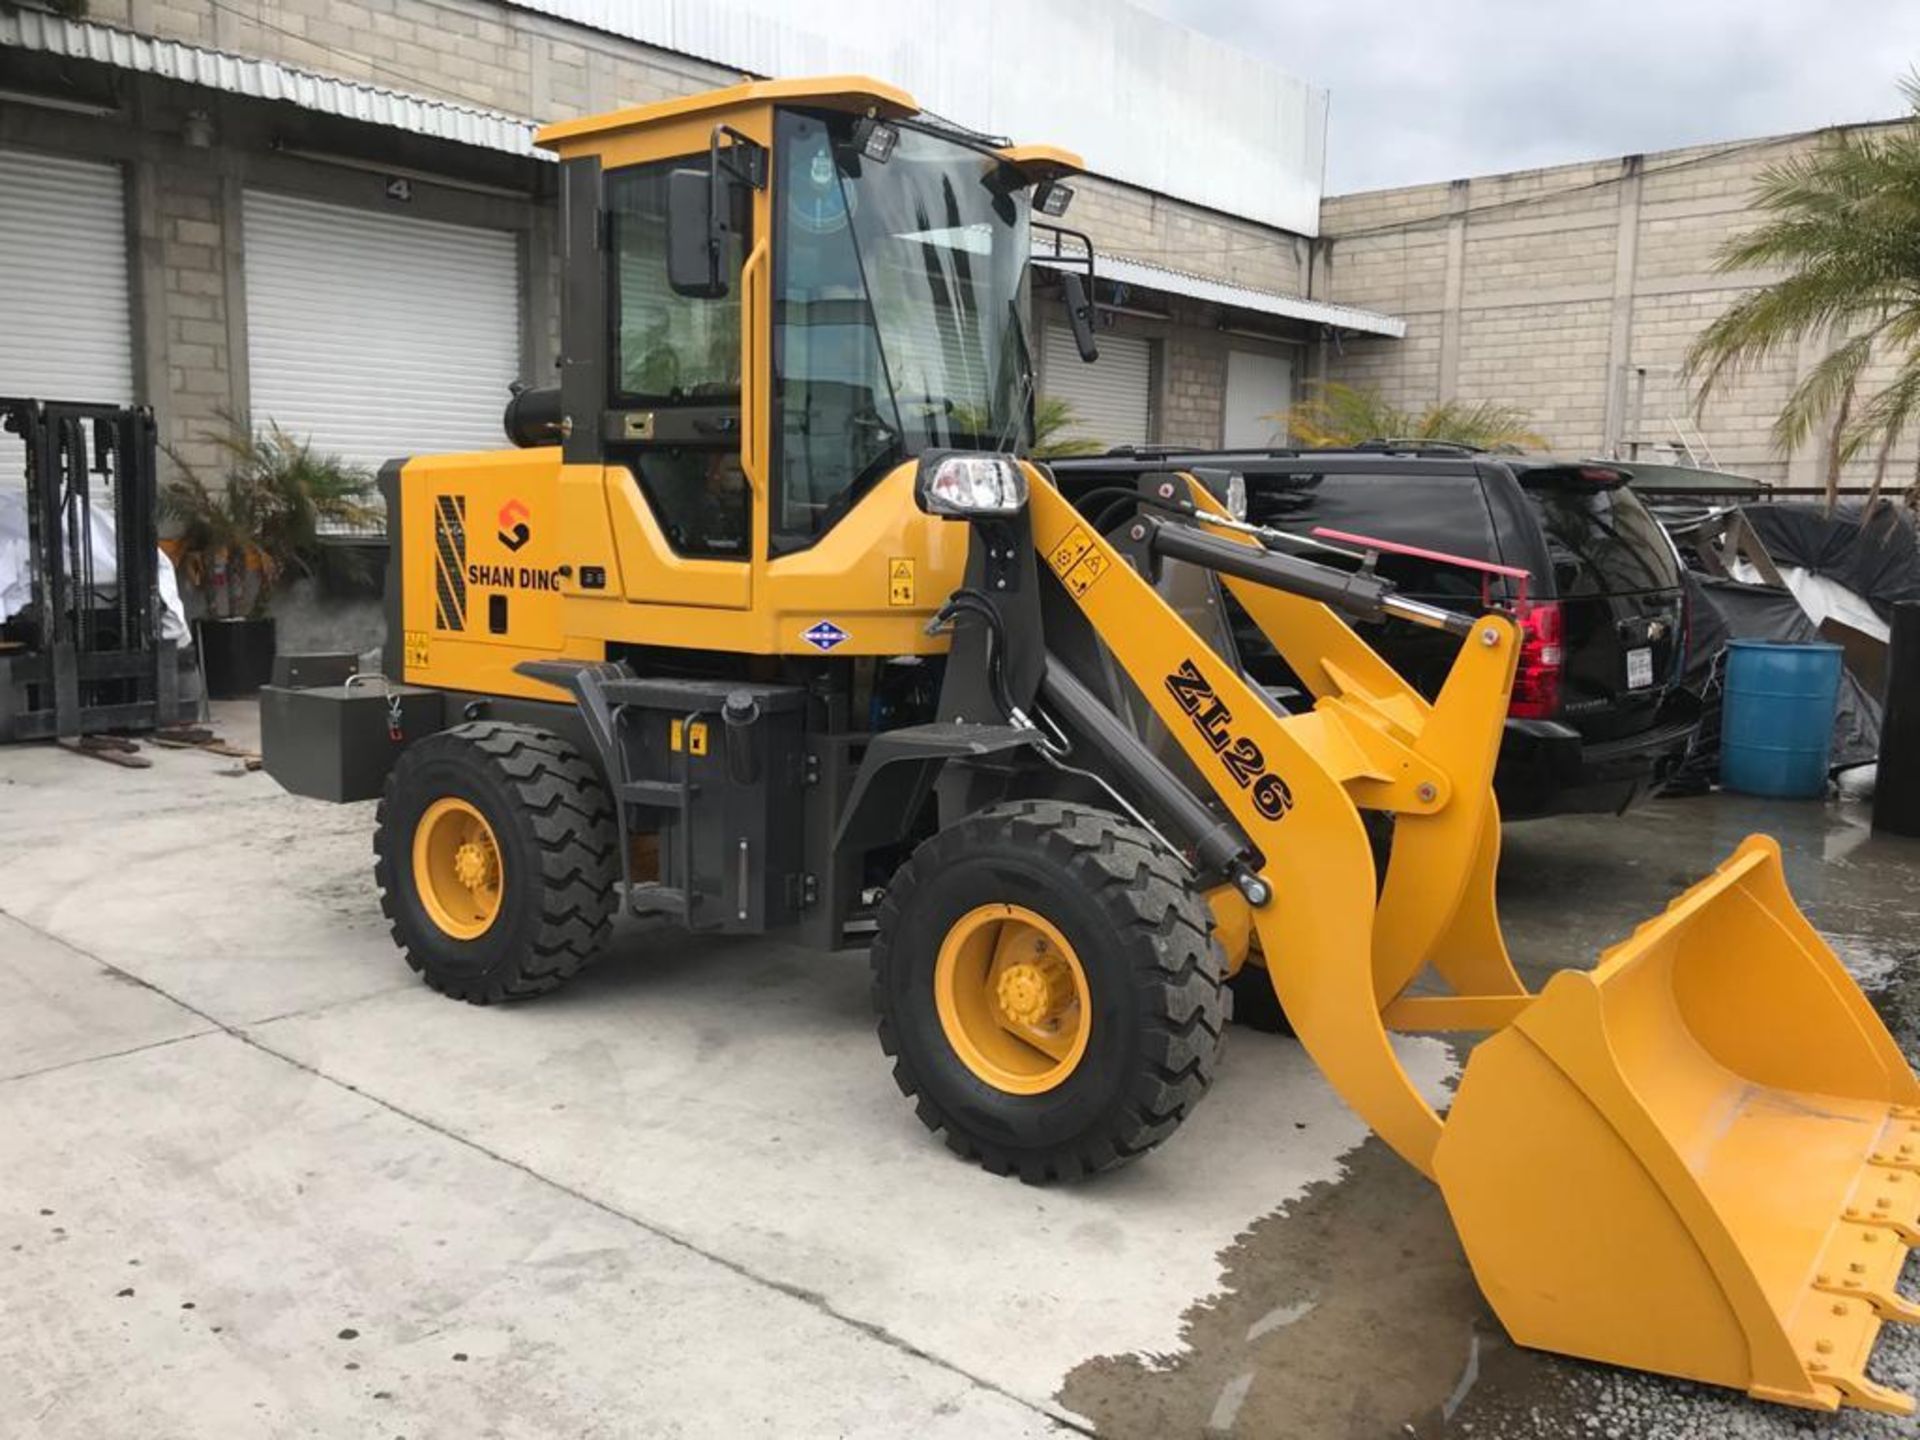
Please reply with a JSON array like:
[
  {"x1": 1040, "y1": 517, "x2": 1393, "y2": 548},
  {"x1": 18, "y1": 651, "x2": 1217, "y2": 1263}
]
[{"x1": 1436, "y1": 836, "x2": 1920, "y2": 1414}]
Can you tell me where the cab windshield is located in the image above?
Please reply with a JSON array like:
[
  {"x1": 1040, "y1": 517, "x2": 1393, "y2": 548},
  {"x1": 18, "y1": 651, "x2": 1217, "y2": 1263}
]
[{"x1": 773, "y1": 108, "x2": 1033, "y2": 547}]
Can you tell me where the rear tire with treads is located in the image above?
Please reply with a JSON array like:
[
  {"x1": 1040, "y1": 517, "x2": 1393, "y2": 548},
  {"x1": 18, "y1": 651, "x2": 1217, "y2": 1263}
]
[
  {"x1": 871, "y1": 800, "x2": 1227, "y2": 1182},
  {"x1": 375, "y1": 721, "x2": 616, "y2": 1003}
]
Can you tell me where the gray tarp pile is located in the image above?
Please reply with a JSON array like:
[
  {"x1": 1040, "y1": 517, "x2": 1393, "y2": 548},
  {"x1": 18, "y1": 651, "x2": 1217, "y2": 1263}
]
[
  {"x1": 1665, "y1": 501, "x2": 1915, "y2": 793},
  {"x1": 1741, "y1": 500, "x2": 1920, "y2": 622}
]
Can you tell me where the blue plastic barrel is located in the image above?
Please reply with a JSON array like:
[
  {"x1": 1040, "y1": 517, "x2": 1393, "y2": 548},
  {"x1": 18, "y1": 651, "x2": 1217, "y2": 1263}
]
[{"x1": 1720, "y1": 640, "x2": 1844, "y2": 798}]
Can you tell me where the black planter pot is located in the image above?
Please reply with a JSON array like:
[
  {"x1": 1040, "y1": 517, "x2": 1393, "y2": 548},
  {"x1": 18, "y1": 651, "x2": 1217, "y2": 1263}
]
[{"x1": 199, "y1": 616, "x2": 277, "y2": 699}]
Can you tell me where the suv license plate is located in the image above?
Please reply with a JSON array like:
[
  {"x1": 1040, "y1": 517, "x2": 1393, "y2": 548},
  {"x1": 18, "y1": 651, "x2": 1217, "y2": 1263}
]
[{"x1": 1626, "y1": 646, "x2": 1654, "y2": 690}]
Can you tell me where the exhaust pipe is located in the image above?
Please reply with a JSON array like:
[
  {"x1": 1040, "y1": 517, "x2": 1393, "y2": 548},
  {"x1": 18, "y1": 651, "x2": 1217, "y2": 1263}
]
[{"x1": 503, "y1": 384, "x2": 566, "y2": 448}]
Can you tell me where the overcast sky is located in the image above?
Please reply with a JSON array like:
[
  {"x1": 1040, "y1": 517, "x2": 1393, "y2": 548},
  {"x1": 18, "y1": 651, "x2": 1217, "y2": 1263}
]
[{"x1": 1141, "y1": 0, "x2": 1920, "y2": 193}]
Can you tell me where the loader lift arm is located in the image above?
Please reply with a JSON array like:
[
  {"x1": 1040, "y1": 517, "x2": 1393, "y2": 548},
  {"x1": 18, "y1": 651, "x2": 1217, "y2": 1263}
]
[{"x1": 1022, "y1": 476, "x2": 1529, "y2": 1176}]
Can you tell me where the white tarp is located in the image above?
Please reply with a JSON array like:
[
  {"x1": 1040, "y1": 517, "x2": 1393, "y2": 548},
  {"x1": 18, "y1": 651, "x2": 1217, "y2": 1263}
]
[
  {"x1": 0, "y1": 490, "x2": 190, "y2": 643},
  {"x1": 1728, "y1": 559, "x2": 1891, "y2": 642}
]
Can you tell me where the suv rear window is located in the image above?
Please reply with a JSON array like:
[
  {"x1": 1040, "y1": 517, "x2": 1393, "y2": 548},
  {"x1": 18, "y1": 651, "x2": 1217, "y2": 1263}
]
[
  {"x1": 1523, "y1": 481, "x2": 1679, "y2": 597},
  {"x1": 1249, "y1": 471, "x2": 1498, "y2": 603}
]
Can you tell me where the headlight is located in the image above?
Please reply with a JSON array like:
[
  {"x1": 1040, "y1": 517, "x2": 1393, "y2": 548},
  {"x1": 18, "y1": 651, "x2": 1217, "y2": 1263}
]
[
  {"x1": 916, "y1": 453, "x2": 1029, "y2": 517},
  {"x1": 1190, "y1": 465, "x2": 1248, "y2": 520}
]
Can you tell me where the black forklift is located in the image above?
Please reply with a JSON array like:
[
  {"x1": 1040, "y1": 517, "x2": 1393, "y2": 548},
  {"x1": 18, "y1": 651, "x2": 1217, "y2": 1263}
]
[{"x1": 0, "y1": 397, "x2": 195, "y2": 749}]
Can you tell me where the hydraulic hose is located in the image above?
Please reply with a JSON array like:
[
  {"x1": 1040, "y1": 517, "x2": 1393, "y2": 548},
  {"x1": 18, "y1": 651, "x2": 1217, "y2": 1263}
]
[{"x1": 1037, "y1": 656, "x2": 1264, "y2": 900}]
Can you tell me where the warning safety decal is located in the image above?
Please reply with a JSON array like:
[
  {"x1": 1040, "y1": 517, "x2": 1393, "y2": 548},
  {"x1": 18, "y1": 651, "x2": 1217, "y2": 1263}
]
[{"x1": 1047, "y1": 524, "x2": 1111, "y2": 598}]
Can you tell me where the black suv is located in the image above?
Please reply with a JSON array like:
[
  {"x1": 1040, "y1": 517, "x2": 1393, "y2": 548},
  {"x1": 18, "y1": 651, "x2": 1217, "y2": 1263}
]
[{"x1": 1051, "y1": 445, "x2": 1697, "y2": 818}]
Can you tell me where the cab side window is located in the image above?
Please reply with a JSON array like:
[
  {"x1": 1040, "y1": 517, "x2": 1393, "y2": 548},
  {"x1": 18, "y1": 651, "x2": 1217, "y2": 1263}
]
[
  {"x1": 607, "y1": 159, "x2": 750, "y2": 558},
  {"x1": 769, "y1": 110, "x2": 899, "y2": 550}
]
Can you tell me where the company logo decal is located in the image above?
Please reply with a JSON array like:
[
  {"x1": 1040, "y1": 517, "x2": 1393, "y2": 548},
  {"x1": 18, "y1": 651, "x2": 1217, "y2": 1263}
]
[
  {"x1": 465, "y1": 562, "x2": 562, "y2": 592},
  {"x1": 498, "y1": 498, "x2": 531, "y2": 552},
  {"x1": 1164, "y1": 658, "x2": 1294, "y2": 820},
  {"x1": 802, "y1": 620, "x2": 850, "y2": 652}
]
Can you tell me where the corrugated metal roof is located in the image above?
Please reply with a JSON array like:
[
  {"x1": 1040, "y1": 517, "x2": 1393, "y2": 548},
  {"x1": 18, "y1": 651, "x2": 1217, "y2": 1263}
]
[
  {"x1": 1036, "y1": 252, "x2": 1406, "y2": 339},
  {"x1": 0, "y1": 10, "x2": 543, "y2": 158}
]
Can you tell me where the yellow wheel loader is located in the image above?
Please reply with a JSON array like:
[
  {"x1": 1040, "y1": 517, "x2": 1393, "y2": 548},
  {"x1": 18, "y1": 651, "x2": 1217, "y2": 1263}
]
[{"x1": 260, "y1": 76, "x2": 1920, "y2": 1415}]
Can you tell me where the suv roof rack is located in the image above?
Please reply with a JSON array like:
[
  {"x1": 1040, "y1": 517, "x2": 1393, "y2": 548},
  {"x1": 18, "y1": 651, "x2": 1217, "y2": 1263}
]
[
  {"x1": 1343, "y1": 438, "x2": 1488, "y2": 456},
  {"x1": 1083, "y1": 440, "x2": 1506, "y2": 463}
]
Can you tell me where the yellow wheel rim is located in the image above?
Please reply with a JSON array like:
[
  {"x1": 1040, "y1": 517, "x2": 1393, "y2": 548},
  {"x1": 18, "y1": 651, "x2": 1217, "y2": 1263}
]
[
  {"x1": 934, "y1": 904, "x2": 1091, "y2": 1095},
  {"x1": 412, "y1": 797, "x2": 504, "y2": 940}
]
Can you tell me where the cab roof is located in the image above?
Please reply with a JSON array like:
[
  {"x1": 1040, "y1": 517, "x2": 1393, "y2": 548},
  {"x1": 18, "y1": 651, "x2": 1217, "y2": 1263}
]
[
  {"x1": 535, "y1": 75, "x2": 918, "y2": 153},
  {"x1": 534, "y1": 73, "x2": 1082, "y2": 175}
]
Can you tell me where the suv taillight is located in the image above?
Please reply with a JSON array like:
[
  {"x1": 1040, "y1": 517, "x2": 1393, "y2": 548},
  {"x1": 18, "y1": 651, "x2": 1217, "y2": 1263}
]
[{"x1": 1510, "y1": 600, "x2": 1563, "y2": 718}]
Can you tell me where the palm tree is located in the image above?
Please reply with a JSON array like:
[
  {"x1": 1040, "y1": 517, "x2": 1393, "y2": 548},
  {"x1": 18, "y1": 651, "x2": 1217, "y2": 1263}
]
[
  {"x1": 1277, "y1": 381, "x2": 1546, "y2": 451},
  {"x1": 1030, "y1": 395, "x2": 1108, "y2": 459},
  {"x1": 946, "y1": 395, "x2": 1107, "y2": 458},
  {"x1": 1686, "y1": 76, "x2": 1920, "y2": 506}
]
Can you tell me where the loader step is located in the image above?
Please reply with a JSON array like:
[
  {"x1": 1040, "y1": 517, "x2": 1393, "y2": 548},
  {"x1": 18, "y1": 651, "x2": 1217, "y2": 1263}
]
[
  {"x1": 625, "y1": 882, "x2": 689, "y2": 917},
  {"x1": 622, "y1": 779, "x2": 694, "y2": 809}
]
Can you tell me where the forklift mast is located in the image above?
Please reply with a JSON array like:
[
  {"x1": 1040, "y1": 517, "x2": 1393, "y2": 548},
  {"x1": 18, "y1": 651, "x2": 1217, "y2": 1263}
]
[{"x1": 0, "y1": 397, "x2": 187, "y2": 742}]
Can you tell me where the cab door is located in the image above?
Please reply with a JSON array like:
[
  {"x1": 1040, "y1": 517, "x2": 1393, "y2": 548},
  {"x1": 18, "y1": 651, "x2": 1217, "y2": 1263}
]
[{"x1": 600, "y1": 154, "x2": 755, "y2": 609}]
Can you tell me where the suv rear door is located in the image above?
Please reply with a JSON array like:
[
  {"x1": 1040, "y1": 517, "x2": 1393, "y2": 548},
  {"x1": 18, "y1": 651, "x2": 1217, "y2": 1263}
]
[{"x1": 1511, "y1": 465, "x2": 1686, "y2": 740}]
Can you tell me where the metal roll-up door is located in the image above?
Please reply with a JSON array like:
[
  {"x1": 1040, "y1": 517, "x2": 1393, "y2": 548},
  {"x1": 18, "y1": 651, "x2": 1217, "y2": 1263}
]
[
  {"x1": 243, "y1": 191, "x2": 520, "y2": 509},
  {"x1": 0, "y1": 149, "x2": 133, "y2": 485},
  {"x1": 1040, "y1": 323, "x2": 1153, "y2": 451},
  {"x1": 1224, "y1": 348, "x2": 1296, "y2": 448}
]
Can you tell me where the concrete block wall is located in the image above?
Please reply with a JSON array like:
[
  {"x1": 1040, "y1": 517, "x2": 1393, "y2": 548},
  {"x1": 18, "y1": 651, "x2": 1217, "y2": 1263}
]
[
  {"x1": 144, "y1": 159, "x2": 233, "y2": 480},
  {"x1": 1159, "y1": 297, "x2": 1230, "y2": 448},
  {"x1": 88, "y1": 0, "x2": 728, "y2": 119},
  {"x1": 1069, "y1": 179, "x2": 1308, "y2": 297},
  {"x1": 1318, "y1": 125, "x2": 1912, "y2": 485}
]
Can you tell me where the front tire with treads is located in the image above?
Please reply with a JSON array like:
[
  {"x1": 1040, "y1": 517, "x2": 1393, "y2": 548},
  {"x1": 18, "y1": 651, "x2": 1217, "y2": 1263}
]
[
  {"x1": 375, "y1": 721, "x2": 616, "y2": 1003},
  {"x1": 871, "y1": 801, "x2": 1228, "y2": 1182}
]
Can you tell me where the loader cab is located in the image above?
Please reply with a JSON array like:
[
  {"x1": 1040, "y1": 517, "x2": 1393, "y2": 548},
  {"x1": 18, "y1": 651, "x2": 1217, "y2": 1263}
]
[{"x1": 533, "y1": 78, "x2": 1084, "y2": 653}]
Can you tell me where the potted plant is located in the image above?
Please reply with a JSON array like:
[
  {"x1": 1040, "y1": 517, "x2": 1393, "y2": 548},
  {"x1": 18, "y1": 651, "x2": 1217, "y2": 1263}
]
[{"x1": 162, "y1": 419, "x2": 376, "y2": 697}]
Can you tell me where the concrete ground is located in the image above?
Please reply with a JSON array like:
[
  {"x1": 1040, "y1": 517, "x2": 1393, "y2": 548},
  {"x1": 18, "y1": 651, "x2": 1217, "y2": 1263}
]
[{"x1": 2, "y1": 702, "x2": 1916, "y2": 1439}]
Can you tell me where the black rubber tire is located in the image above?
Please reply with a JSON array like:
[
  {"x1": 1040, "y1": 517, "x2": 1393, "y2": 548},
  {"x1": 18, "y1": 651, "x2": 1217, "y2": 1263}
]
[
  {"x1": 871, "y1": 800, "x2": 1228, "y2": 1182},
  {"x1": 374, "y1": 721, "x2": 616, "y2": 1004}
]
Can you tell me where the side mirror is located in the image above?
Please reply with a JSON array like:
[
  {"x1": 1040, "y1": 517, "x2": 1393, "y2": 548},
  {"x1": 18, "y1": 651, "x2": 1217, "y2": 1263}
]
[
  {"x1": 667, "y1": 168, "x2": 728, "y2": 299},
  {"x1": 1061, "y1": 271, "x2": 1098, "y2": 362}
]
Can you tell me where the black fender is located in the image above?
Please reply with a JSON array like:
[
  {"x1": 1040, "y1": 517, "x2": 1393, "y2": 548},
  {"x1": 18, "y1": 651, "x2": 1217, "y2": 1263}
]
[{"x1": 834, "y1": 722, "x2": 1040, "y2": 856}]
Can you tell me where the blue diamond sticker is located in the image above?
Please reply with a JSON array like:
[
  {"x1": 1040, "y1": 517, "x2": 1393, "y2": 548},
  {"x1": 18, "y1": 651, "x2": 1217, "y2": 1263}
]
[{"x1": 801, "y1": 620, "x2": 850, "y2": 652}]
